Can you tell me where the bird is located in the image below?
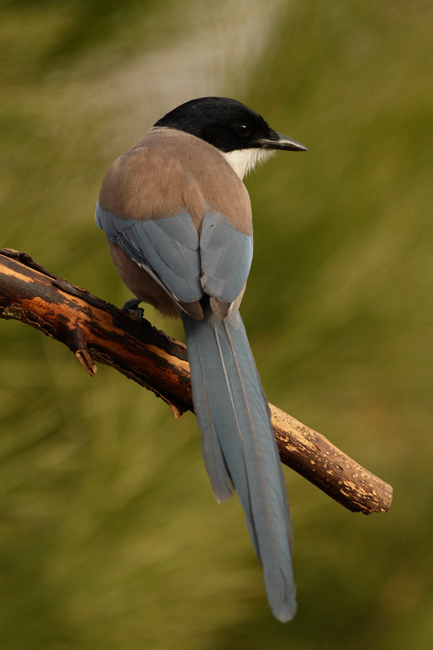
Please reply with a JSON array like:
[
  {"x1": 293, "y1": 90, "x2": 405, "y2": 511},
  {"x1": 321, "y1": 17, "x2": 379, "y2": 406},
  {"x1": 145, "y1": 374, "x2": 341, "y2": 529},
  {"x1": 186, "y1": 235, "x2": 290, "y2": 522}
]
[{"x1": 95, "y1": 97, "x2": 307, "y2": 622}]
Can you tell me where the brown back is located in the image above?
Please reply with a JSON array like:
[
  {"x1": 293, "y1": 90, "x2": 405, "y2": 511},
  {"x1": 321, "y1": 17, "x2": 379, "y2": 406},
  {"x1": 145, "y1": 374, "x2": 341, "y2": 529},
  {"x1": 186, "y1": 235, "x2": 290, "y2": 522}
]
[{"x1": 98, "y1": 127, "x2": 253, "y2": 235}]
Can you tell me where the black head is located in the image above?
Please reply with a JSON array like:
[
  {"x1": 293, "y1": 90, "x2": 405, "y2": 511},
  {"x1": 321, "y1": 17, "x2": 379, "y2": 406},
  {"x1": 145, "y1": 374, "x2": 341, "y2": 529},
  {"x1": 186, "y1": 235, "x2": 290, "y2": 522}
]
[{"x1": 154, "y1": 97, "x2": 306, "y2": 154}]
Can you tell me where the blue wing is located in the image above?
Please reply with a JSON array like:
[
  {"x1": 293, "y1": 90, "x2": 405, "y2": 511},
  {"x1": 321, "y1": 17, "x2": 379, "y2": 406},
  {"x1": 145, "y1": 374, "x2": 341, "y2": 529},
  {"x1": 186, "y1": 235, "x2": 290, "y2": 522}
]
[
  {"x1": 200, "y1": 210, "x2": 253, "y2": 303},
  {"x1": 96, "y1": 201, "x2": 253, "y2": 308},
  {"x1": 96, "y1": 201, "x2": 202, "y2": 304}
]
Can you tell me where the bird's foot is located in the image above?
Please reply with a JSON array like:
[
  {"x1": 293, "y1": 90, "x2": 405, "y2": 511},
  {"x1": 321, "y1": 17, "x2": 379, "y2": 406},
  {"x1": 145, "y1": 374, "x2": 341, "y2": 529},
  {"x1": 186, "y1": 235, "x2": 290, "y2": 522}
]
[{"x1": 122, "y1": 298, "x2": 144, "y2": 321}]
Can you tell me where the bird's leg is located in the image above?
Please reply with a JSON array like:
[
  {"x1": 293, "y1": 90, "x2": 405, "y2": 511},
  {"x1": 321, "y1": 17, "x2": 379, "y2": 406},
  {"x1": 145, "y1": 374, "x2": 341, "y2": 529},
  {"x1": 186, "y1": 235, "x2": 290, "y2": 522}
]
[{"x1": 122, "y1": 297, "x2": 144, "y2": 321}]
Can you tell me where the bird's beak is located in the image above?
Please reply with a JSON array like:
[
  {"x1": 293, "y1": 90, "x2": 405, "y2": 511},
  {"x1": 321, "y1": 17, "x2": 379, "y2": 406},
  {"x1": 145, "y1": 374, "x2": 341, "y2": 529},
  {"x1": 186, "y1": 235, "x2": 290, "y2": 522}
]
[{"x1": 261, "y1": 131, "x2": 307, "y2": 152}]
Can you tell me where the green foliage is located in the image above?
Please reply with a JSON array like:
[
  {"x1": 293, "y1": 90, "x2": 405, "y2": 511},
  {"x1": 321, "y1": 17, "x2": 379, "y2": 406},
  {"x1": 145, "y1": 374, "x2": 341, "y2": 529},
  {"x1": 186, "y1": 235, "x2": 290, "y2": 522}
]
[{"x1": 1, "y1": 1, "x2": 433, "y2": 648}]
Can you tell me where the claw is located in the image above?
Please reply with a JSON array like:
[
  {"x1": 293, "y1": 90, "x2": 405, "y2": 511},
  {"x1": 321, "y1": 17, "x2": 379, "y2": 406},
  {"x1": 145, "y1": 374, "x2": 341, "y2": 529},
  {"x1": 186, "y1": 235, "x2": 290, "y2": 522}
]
[{"x1": 122, "y1": 297, "x2": 144, "y2": 321}]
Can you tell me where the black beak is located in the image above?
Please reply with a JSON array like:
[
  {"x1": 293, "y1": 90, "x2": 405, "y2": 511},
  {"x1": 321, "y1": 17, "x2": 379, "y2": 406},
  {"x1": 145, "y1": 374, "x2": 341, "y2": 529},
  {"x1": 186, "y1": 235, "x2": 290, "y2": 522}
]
[{"x1": 260, "y1": 130, "x2": 307, "y2": 152}]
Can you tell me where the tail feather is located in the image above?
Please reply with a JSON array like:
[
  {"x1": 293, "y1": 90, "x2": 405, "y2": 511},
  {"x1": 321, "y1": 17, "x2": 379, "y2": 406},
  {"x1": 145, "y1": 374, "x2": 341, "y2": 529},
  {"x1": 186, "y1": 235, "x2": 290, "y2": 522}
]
[
  {"x1": 182, "y1": 308, "x2": 296, "y2": 622},
  {"x1": 182, "y1": 323, "x2": 235, "y2": 503}
]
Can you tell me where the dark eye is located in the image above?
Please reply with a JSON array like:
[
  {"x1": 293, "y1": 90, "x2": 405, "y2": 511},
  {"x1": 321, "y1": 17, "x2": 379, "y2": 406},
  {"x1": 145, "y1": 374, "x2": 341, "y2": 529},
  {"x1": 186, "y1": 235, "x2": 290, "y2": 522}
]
[{"x1": 236, "y1": 124, "x2": 251, "y2": 137}]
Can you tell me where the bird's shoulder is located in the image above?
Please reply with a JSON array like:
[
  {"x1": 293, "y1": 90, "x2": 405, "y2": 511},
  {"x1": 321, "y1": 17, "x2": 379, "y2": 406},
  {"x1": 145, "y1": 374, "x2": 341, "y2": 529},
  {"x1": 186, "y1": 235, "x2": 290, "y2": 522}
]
[{"x1": 98, "y1": 127, "x2": 252, "y2": 235}]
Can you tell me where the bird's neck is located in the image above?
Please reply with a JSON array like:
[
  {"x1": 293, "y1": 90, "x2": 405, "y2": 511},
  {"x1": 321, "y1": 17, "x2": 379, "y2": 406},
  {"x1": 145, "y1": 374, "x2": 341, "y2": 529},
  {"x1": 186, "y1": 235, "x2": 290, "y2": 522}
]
[{"x1": 221, "y1": 148, "x2": 275, "y2": 180}]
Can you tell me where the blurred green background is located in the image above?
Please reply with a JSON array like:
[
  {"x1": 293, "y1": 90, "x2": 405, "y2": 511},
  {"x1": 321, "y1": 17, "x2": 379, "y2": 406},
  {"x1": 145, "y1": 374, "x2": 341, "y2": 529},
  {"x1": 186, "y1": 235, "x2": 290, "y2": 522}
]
[{"x1": 1, "y1": 0, "x2": 433, "y2": 648}]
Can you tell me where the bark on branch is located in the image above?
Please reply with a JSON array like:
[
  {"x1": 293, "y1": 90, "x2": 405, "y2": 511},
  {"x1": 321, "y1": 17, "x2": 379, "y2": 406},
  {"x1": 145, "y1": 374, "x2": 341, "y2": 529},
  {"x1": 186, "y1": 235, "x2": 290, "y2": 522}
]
[{"x1": 0, "y1": 248, "x2": 393, "y2": 515}]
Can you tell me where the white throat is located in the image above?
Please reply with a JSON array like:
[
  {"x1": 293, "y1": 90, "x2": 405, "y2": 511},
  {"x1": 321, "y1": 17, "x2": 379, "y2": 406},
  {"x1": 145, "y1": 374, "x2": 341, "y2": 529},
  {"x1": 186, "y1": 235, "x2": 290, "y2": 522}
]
[{"x1": 221, "y1": 148, "x2": 275, "y2": 180}]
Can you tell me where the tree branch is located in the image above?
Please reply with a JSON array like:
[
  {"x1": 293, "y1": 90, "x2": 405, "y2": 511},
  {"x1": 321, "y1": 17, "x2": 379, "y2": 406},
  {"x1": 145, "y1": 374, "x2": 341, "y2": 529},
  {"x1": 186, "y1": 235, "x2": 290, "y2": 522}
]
[{"x1": 0, "y1": 248, "x2": 393, "y2": 515}]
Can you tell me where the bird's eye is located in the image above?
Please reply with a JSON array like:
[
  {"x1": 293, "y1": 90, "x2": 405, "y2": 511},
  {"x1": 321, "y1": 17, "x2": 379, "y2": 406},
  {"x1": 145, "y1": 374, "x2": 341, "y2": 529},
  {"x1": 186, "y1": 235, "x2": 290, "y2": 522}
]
[{"x1": 236, "y1": 124, "x2": 251, "y2": 137}]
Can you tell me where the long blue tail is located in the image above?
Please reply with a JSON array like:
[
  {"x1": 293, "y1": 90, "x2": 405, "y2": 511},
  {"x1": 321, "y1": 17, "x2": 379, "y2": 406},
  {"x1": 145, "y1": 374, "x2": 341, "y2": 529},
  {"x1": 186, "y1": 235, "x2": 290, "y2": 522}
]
[{"x1": 182, "y1": 307, "x2": 296, "y2": 622}]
